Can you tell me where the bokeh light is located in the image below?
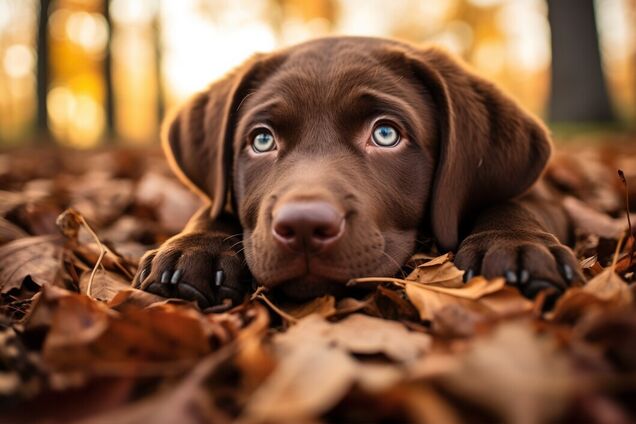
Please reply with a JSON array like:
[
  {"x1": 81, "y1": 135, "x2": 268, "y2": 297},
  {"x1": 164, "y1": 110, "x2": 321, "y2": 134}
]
[{"x1": 0, "y1": 0, "x2": 634, "y2": 147}]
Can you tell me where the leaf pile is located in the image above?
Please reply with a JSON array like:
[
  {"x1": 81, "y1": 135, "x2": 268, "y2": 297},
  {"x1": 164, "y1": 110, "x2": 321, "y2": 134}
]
[{"x1": 1, "y1": 145, "x2": 636, "y2": 423}]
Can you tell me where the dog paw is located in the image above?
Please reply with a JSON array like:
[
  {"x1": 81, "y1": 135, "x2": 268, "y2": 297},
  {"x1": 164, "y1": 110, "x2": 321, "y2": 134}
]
[
  {"x1": 455, "y1": 230, "x2": 584, "y2": 303},
  {"x1": 132, "y1": 232, "x2": 249, "y2": 309}
]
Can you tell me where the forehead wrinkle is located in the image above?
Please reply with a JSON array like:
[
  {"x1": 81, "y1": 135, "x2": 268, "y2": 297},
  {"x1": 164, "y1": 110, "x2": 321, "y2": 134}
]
[
  {"x1": 343, "y1": 88, "x2": 420, "y2": 127},
  {"x1": 240, "y1": 95, "x2": 295, "y2": 125}
]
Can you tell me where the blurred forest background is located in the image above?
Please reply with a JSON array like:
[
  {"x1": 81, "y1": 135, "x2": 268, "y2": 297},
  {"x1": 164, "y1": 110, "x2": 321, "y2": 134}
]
[{"x1": 0, "y1": 0, "x2": 634, "y2": 148}]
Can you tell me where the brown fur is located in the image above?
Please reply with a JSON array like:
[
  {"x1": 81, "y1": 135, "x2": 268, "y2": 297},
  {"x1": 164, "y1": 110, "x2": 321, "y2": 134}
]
[{"x1": 133, "y1": 37, "x2": 583, "y2": 307}]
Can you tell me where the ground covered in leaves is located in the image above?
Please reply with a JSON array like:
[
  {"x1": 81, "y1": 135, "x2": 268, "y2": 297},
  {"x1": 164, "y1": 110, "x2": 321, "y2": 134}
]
[{"x1": 1, "y1": 142, "x2": 636, "y2": 423}]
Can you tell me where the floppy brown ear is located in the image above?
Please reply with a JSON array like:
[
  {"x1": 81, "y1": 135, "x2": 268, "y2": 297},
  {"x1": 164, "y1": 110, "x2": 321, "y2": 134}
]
[
  {"x1": 406, "y1": 47, "x2": 552, "y2": 251},
  {"x1": 162, "y1": 54, "x2": 282, "y2": 219}
]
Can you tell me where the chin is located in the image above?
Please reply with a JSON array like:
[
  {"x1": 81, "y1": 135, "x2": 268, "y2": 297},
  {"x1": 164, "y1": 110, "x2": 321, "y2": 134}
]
[{"x1": 276, "y1": 274, "x2": 350, "y2": 300}]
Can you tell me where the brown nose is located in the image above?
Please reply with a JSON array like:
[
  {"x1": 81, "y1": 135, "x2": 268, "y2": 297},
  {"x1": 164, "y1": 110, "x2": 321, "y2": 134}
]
[{"x1": 272, "y1": 201, "x2": 344, "y2": 254}]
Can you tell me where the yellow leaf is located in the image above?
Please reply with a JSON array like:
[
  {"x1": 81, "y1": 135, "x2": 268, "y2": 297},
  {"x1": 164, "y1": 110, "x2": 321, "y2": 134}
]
[
  {"x1": 406, "y1": 277, "x2": 506, "y2": 321},
  {"x1": 407, "y1": 277, "x2": 505, "y2": 300},
  {"x1": 279, "y1": 295, "x2": 337, "y2": 320}
]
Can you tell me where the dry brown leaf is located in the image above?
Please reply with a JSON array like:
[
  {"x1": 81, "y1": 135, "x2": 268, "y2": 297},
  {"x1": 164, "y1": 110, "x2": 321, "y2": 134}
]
[
  {"x1": 107, "y1": 288, "x2": 167, "y2": 310},
  {"x1": 551, "y1": 268, "x2": 632, "y2": 323},
  {"x1": 326, "y1": 314, "x2": 431, "y2": 361},
  {"x1": 77, "y1": 348, "x2": 235, "y2": 424},
  {"x1": 477, "y1": 286, "x2": 534, "y2": 316},
  {"x1": 276, "y1": 314, "x2": 431, "y2": 362},
  {"x1": 135, "y1": 172, "x2": 202, "y2": 232},
  {"x1": 583, "y1": 267, "x2": 632, "y2": 304},
  {"x1": 31, "y1": 290, "x2": 216, "y2": 374},
  {"x1": 442, "y1": 322, "x2": 573, "y2": 424},
  {"x1": 79, "y1": 270, "x2": 131, "y2": 302},
  {"x1": 397, "y1": 385, "x2": 464, "y2": 424},
  {"x1": 0, "y1": 234, "x2": 63, "y2": 293},
  {"x1": 69, "y1": 173, "x2": 135, "y2": 226},
  {"x1": 279, "y1": 295, "x2": 337, "y2": 319},
  {"x1": 334, "y1": 295, "x2": 376, "y2": 316},
  {"x1": 245, "y1": 313, "x2": 431, "y2": 422},
  {"x1": 0, "y1": 217, "x2": 29, "y2": 243},
  {"x1": 407, "y1": 286, "x2": 485, "y2": 321},
  {"x1": 406, "y1": 277, "x2": 506, "y2": 321},
  {"x1": 0, "y1": 189, "x2": 49, "y2": 217},
  {"x1": 409, "y1": 276, "x2": 505, "y2": 299},
  {"x1": 421, "y1": 252, "x2": 452, "y2": 266},
  {"x1": 354, "y1": 363, "x2": 405, "y2": 393},
  {"x1": 243, "y1": 342, "x2": 357, "y2": 423},
  {"x1": 563, "y1": 196, "x2": 626, "y2": 238},
  {"x1": 407, "y1": 254, "x2": 464, "y2": 287},
  {"x1": 432, "y1": 303, "x2": 485, "y2": 337}
]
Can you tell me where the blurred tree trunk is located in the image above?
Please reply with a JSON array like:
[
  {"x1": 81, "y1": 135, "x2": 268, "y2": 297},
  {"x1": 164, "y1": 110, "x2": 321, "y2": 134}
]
[
  {"x1": 103, "y1": 0, "x2": 115, "y2": 140},
  {"x1": 153, "y1": 12, "x2": 165, "y2": 124},
  {"x1": 547, "y1": 0, "x2": 615, "y2": 123},
  {"x1": 36, "y1": 0, "x2": 50, "y2": 138}
]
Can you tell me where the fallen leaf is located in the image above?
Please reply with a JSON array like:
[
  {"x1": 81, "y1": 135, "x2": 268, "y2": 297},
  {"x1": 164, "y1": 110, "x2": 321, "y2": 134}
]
[
  {"x1": 442, "y1": 322, "x2": 573, "y2": 424},
  {"x1": 334, "y1": 295, "x2": 376, "y2": 316},
  {"x1": 583, "y1": 267, "x2": 632, "y2": 303},
  {"x1": 551, "y1": 268, "x2": 632, "y2": 323},
  {"x1": 135, "y1": 172, "x2": 202, "y2": 232},
  {"x1": 276, "y1": 314, "x2": 431, "y2": 362},
  {"x1": 243, "y1": 342, "x2": 357, "y2": 423},
  {"x1": 29, "y1": 290, "x2": 218, "y2": 374},
  {"x1": 0, "y1": 217, "x2": 29, "y2": 243},
  {"x1": 563, "y1": 196, "x2": 625, "y2": 239},
  {"x1": 407, "y1": 254, "x2": 464, "y2": 287},
  {"x1": 408, "y1": 276, "x2": 505, "y2": 299},
  {"x1": 432, "y1": 303, "x2": 485, "y2": 338},
  {"x1": 279, "y1": 295, "x2": 336, "y2": 319},
  {"x1": 107, "y1": 288, "x2": 167, "y2": 310},
  {"x1": 374, "y1": 285, "x2": 420, "y2": 321},
  {"x1": 75, "y1": 348, "x2": 235, "y2": 424},
  {"x1": 421, "y1": 252, "x2": 452, "y2": 266},
  {"x1": 575, "y1": 308, "x2": 636, "y2": 372},
  {"x1": 397, "y1": 385, "x2": 464, "y2": 424},
  {"x1": 79, "y1": 270, "x2": 132, "y2": 302},
  {"x1": 69, "y1": 173, "x2": 135, "y2": 226},
  {"x1": 477, "y1": 286, "x2": 535, "y2": 316},
  {"x1": 406, "y1": 277, "x2": 506, "y2": 321},
  {"x1": 0, "y1": 235, "x2": 63, "y2": 293}
]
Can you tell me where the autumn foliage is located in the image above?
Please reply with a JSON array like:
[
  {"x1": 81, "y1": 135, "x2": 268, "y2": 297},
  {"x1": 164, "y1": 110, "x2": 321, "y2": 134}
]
[{"x1": 0, "y1": 145, "x2": 635, "y2": 423}]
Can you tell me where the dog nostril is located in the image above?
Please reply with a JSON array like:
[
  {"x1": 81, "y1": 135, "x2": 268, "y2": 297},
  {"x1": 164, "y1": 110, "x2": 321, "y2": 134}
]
[
  {"x1": 271, "y1": 201, "x2": 345, "y2": 252},
  {"x1": 273, "y1": 222, "x2": 295, "y2": 239},
  {"x1": 314, "y1": 223, "x2": 340, "y2": 239}
]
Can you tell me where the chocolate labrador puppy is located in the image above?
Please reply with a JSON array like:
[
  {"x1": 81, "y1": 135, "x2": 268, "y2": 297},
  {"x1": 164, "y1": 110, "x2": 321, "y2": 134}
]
[{"x1": 133, "y1": 36, "x2": 583, "y2": 307}]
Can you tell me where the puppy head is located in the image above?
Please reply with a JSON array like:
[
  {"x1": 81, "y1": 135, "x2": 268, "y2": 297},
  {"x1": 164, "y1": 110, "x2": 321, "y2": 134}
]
[{"x1": 163, "y1": 37, "x2": 551, "y2": 298}]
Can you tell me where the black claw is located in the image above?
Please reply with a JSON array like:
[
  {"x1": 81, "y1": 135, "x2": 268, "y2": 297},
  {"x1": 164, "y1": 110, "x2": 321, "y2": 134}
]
[
  {"x1": 215, "y1": 270, "x2": 225, "y2": 287},
  {"x1": 170, "y1": 269, "x2": 182, "y2": 285},
  {"x1": 463, "y1": 268, "x2": 475, "y2": 283},
  {"x1": 177, "y1": 284, "x2": 211, "y2": 309},
  {"x1": 519, "y1": 269, "x2": 530, "y2": 284},
  {"x1": 562, "y1": 264, "x2": 574, "y2": 282},
  {"x1": 146, "y1": 282, "x2": 166, "y2": 296},
  {"x1": 161, "y1": 271, "x2": 170, "y2": 284},
  {"x1": 139, "y1": 268, "x2": 147, "y2": 282},
  {"x1": 520, "y1": 279, "x2": 560, "y2": 299},
  {"x1": 505, "y1": 270, "x2": 518, "y2": 285}
]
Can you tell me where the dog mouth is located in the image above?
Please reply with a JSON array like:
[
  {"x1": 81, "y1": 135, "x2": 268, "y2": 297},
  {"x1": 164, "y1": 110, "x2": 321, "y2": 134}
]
[{"x1": 260, "y1": 255, "x2": 354, "y2": 300}]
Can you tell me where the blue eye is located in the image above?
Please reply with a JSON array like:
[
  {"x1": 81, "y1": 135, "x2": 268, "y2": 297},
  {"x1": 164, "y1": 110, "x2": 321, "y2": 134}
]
[
  {"x1": 252, "y1": 130, "x2": 276, "y2": 153},
  {"x1": 371, "y1": 124, "x2": 400, "y2": 147}
]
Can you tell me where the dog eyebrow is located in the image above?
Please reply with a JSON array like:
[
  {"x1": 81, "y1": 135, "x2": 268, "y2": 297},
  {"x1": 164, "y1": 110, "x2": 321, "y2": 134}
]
[
  {"x1": 345, "y1": 88, "x2": 420, "y2": 138},
  {"x1": 239, "y1": 97, "x2": 290, "y2": 127}
]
